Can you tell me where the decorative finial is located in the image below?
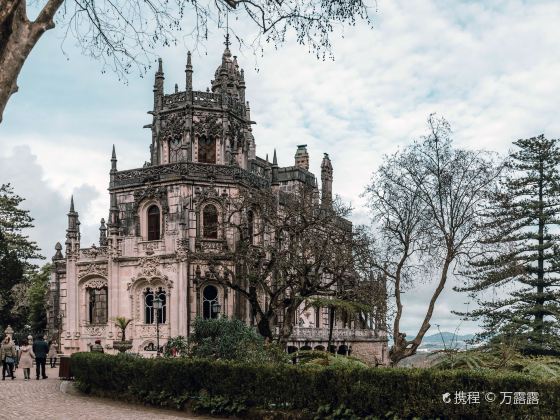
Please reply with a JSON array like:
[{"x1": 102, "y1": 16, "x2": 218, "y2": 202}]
[
  {"x1": 69, "y1": 195, "x2": 75, "y2": 212},
  {"x1": 157, "y1": 58, "x2": 163, "y2": 73},
  {"x1": 187, "y1": 51, "x2": 192, "y2": 66},
  {"x1": 175, "y1": 83, "x2": 178, "y2": 93},
  {"x1": 111, "y1": 145, "x2": 117, "y2": 171},
  {"x1": 273, "y1": 149, "x2": 278, "y2": 166}
]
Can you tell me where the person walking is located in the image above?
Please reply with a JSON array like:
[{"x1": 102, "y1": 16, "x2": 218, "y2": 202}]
[
  {"x1": 18, "y1": 339, "x2": 35, "y2": 381},
  {"x1": 90, "y1": 340, "x2": 104, "y2": 353},
  {"x1": 47, "y1": 340, "x2": 58, "y2": 368},
  {"x1": 1, "y1": 336, "x2": 17, "y2": 380},
  {"x1": 32, "y1": 336, "x2": 49, "y2": 379}
]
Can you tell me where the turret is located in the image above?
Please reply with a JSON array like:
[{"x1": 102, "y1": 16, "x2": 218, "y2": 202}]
[
  {"x1": 239, "y1": 69, "x2": 246, "y2": 105},
  {"x1": 107, "y1": 193, "x2": 120, "y2": 236},
  {"x1": 272, "y1": 149, "x2": 279, "y2": 186},
  {"x1": 295, "y1": 145, "x2": 309, "y2": 170},
  {"x1": 99, "y1": 218, "x2": 108, "y2": 246},
  {"x1": 66, "y1": 196, "x2": 80, "y2": 254},
  {"x1": 185, "y1": 51, "x2": 193, "y2": 92},
  {"x1": 111, "y1": 145, "x2": 117, "y2": 172},
  {"x1": 321, "y1": 153, "x2": 333, "y2": 207},
  {"x1": 153, "y1": 58, "x2": 164, "y2": 109}
]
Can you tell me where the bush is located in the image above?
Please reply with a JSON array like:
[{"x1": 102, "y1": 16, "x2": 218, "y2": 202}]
[
  {"x1": 72, "y1": 352, "x2": 560, "y2": 418},
  {"x1": 189, "y1": 317, "x2": 288, "y2": 364}
]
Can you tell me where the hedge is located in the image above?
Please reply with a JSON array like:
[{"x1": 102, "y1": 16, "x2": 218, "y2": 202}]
[{"x1": 71, "y1": 353, "x2": 560, "y2": 418}]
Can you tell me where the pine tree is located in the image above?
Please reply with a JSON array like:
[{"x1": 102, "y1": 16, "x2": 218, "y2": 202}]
[
  {"x1": 456, "y1": 135, "x2": 560, "y2": 355},
  {"x1": 0, "y1": 183, "x2": 42, "y2": 265}
]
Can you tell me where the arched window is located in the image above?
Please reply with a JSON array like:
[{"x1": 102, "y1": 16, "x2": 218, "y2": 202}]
[
  {"x1": 203, "y1": 204, "x2": 218, "y2": 239},
  {"x1": 147, "y1": 205, "x2": 160, "y2": 241},
  {"x1": 198, "y1": 136, "x2": 216, "y2": 164},
  {"x1": 144, "y1": 287, "x2": 167, "y2": 324},
  {"x1": 247, "y1": 210, "x2": 254, "y2": 244},
  {"x1": 202, "y1": 285, "x2": 219, "y2": 319},
  {"x1": 169, "y1": 136, "x2": 182, "y2": 163},
  {"x1": 88, "y1": 287, "x2": 108, "y2": 324}
]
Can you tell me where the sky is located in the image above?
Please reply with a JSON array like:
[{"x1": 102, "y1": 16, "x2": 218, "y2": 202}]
[{"x1": 1, "y1": 0, "x2": 560, "y2": 336}]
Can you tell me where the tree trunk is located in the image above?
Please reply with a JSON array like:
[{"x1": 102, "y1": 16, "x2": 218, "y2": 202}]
[
  {"x1": 327, "y1": 307, "x2": 335, "y2": 353},
  {"x1": 0, "y1": 0, "x2": 62, "y2": 123}
]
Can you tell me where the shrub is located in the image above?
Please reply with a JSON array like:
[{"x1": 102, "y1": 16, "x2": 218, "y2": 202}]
[
  {"x1": 72, "y1": 352, "x2": 560, "y2": 418},
  {"x1": 189, "y1": 317, "x2": 288, "y2": 364}
]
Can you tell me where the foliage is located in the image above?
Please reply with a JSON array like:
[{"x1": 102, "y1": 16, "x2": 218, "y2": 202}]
[
  {"x1": 431, "y1": 348, "x2": 560, "y2": 379},
  {"x1": 72, "y1": 352, "x2": 560, "y2": 418},
  {"x1": 163, "y1": 336, "x2": 190, "y2": 357},
  {"x1": 456, "y1": 135, "x2": 560, "y2": 355},
  {"x1": 113, "y1": 316, "x2": 132, "y2": 341},
  {"x1": 296, "y1": 350, "x2": 368, "y2": 369},
  {"x1": 191, "y1": 392, "x2": 247, "y2": 416},
  {"x1": 0, "y1": 184, "x2": 42, "y2": 264},
  {"x1": 0, "y1": 185, "x2": 44, "y2": 332},
  {"x1": 189, "y1": 317, "x2": 289, "y2": 364}
]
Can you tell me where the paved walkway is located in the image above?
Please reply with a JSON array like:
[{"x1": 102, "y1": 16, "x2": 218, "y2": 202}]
[{"x1": 0, "y1": 366, "x2": 209, "y2": 419}]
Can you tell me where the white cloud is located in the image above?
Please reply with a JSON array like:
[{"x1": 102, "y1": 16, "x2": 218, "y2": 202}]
[{"x1": 1, "y1": 0, "x2": 559, "y2": 334}]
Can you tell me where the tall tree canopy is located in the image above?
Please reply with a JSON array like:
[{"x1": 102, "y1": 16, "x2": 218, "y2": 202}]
[
  {"x1": 456, "y1": 135, "x2": 560, "y2": 355},
  {"x1": 364, "y1": 115, "x2": 501, "y2": 365},
  {"x1": 0, "y1": 183, "x2": 44, "y2": 332},
  {"x1": 0, "y1": 0, "x2": 373, "y2": 122}
]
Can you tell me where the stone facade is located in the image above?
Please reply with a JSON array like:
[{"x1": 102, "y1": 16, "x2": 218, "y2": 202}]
[{"x1": 48, "y1": 44, "x2": 388, "y2": 363}]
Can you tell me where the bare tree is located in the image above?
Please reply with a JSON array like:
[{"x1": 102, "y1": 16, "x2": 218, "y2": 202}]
[
  {"x1": 364, "y1": 115, "x2": 502, "y2": 366},
  {"x1": 201, "y1": 183, "x2": 374, "y2": 344},
  {"x1": 0, "y1": 0, "x2": 373, "y2": 122}
]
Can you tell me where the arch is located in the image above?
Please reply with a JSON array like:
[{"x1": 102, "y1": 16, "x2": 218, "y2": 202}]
[
  {"x1": 147, "y1": 205, "x2": 161, "y2": 241},
  {"x1": 88, "y1": 287, "x2": 108, "y2": 324},
  {"x1": 337, "y1": 345, "x2": 349, "y2": 356},
  {"x1": 198, "y1": 135, "x2": 216, "y2": 164},
  {"x1": 314, "y1": 345, "x2": 325, "y2": 351},
  {"x1": 144, "y1": 286, "x2": 167, "y2": 324},
  {"x1": 203, "y1": 204, "x2": 218, "y2": 239},
  {"x1": 202, "y1": 284, "x2": 219, "y2": 319},
  {"x1": 300, "y1": 345, "x2": 312, "y2": 351},
  {"x1": 287, "y1": 346, "x2": 298, "y2": 354}
]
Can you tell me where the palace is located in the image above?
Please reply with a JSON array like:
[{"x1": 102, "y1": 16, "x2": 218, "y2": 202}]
[{"x1": 48, "y1": 44, "x2": 388, "y2": 364}]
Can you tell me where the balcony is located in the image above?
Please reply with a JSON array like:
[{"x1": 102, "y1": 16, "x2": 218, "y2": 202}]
[{"x1": 290, "y1": 327, "x2": 384, "y2": 343}]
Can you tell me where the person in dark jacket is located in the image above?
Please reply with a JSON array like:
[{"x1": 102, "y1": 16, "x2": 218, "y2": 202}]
[{"x1": 32, "y1": 336, "x2": 49, "y2": 379}]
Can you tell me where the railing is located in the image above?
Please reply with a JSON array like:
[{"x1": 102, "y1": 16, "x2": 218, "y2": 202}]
[
  {"x1": 290, "y1": 327, "x2": 382, "y2": 342},
  {"x1": 79, "y1": 246, "x2": 108, "y2": 260}
]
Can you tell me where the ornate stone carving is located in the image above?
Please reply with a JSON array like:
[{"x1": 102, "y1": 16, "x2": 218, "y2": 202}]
[
  {"x1": 160, "y1": 112, "x2": 186, "y2": 143},
  {"x1": 80, "y1": 245, "x2": 108, "y2": 260},
  {"x1": 82, "y1": 278, "x2": 108, "y2": 289},
  {"x1": 132, "y1": 186, "x2": 169, "y2": 214},
  {"x1": 194, "y1": 113, "x2": 222, "y2": 138},
  {"x1": 84, "y1": 325, "x2": 107, "y2": 337},
  {"x1": 78, "y1": 264, "x2": 108, "y2": 279}
]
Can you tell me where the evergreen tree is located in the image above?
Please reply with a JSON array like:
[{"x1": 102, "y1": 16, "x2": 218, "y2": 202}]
[
  {"x1": 456, "y1": 135, "x2": 560, "y2": 355},
  {"x1": 0, "y1": 183, "x2": 44, "y2": 332},
  {"x1": 0, "y1": 183, "x2": 42, "y2": 265}
]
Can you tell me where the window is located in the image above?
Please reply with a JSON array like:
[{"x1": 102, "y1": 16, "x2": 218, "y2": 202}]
[
  {"x1": 144, "y1": 287, "x2": 167, "y2": 324},
  {"x1": 202, "y1": 285, "x2": 219, "y2": 319},
  {"x1": 169, "y1": 137, "x2": 182, "y2": 163},
  {"x1": 147, "y1": 205, "x2": 160, "y2": 241},
  {"x1": 203, "y1": 204, "x2": 218, "y2": 239},
  {"x1": 198, "y1": 136, "x2": 216, "y2": 164},
  {"x1": 88, "y1": 288, "x2": 108, "y2": 324},
  {"x1": 247, "y1": 210, "x2": 254, "y2": 244}
]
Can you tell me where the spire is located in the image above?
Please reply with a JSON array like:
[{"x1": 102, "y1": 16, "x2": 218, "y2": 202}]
[
  {"x1": 111, "y1": 145, "x2": 117, "y2": 171},
  {"x1": 321, "y1": 153, "x2": 333, "y2": 208},
  {"x1": 66, "y1": 196, "x2": 80, "y2": 242},
  {"x1": 272, "y1": 149, "x2": 279, "y2": 186},
  {"x1": 153, "y1": 58, "x2": 164, "y2": 111},
  {"x1": 185, "y1": 51, "x2": 193, "y2": 92}
]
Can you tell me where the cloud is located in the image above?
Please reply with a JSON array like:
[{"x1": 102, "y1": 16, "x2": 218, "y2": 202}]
[
  {"x1": 1, "y1": 0, "x2": 559, "y2": 333},
  {"x1": 0, "y1": 146, "x2": 100, "y2": 259}
]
